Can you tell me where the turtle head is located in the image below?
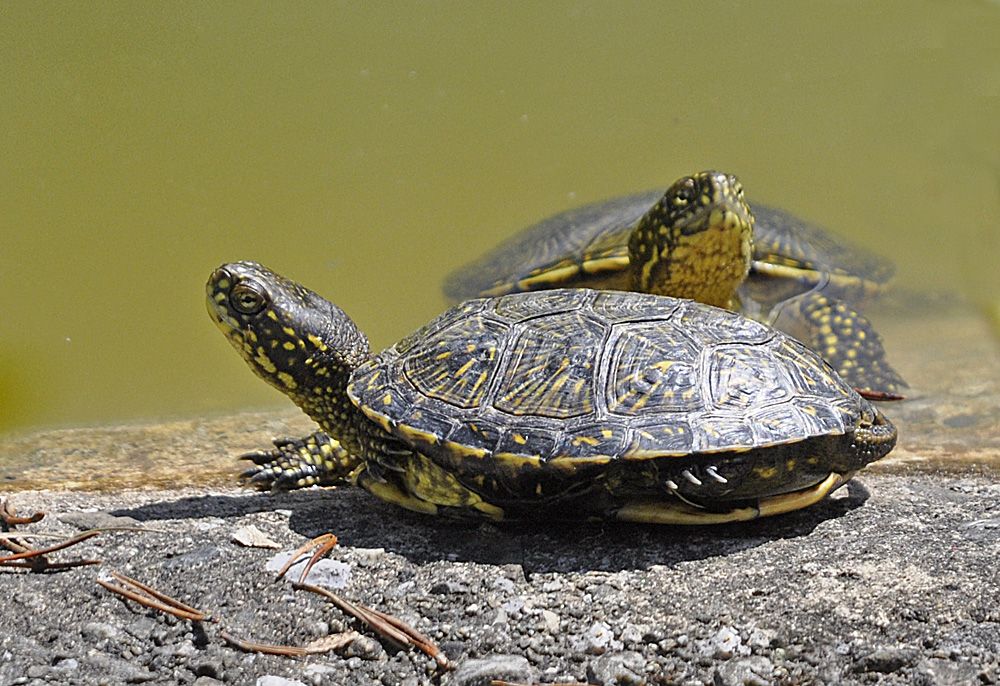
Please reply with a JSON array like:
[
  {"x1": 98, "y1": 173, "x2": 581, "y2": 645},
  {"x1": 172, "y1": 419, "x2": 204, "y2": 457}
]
[
  {"x1": 628, "y1": 171, "x2": 754, "y2": 309},
  {"x1": 207, "y1": 261, "x2": 371, "y2": 433}
]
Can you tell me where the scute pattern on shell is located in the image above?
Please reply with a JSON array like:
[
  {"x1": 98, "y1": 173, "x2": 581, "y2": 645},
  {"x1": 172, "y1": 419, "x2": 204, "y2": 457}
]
[{"x1": 348, "y1": 289, "x2": 864, "y2": 464}]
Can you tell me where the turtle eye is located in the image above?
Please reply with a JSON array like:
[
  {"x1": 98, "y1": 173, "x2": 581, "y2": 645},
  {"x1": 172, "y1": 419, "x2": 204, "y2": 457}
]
[
  {"x1": 231, "y1": 283, "x2": 268, "y2": 315},
  {"x1": 672, "y1": 181, "x2": 696, "y2": 206}
]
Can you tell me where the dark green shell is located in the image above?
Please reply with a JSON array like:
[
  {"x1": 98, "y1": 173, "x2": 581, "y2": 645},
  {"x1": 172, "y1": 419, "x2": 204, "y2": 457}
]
[
  {"x1": 348, "y1": 289, "x2": 886, "y2": 498},
  {"x1": 443, "y1": 190, "x2": 894, "y2": 308}
]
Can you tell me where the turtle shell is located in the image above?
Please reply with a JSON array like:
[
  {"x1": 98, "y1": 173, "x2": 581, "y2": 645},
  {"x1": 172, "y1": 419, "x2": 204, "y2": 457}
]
[
  {"x1": 348, "y1": 289, "x2": 881, "y2": 511},
  {"x1": 442, "y1": 190, "x2": 894, "y2": 307}
]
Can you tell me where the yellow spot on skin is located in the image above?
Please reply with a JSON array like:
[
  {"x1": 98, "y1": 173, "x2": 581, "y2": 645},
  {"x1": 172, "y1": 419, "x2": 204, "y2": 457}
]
[
  {"x1": 267, "y1": 311, "x2": 279, "y2": 321},
  {"x1": 277, "y1": 372, "x2": 297, "y2": 389},
  {"x1": 253, "y1": 349, "x2": 277, "y2": 373},
  {"x1": 283, "y1": 342, "x2": 296, "y2": 351}
]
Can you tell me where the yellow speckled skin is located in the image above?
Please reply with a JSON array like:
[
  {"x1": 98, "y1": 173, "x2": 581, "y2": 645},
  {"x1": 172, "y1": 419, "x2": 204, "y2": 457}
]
[
  {"x1": 627, "y1": 172, "x2": 752, "y2": 309},
  {"x1": 208, "y1": 263, "x2": 896, "y2": 523}
]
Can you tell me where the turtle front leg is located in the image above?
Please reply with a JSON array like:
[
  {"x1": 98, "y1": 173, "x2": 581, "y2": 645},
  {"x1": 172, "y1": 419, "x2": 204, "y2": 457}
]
[
  {"x1": 770, "y1": 291, "x2": 907, "y2": 397},
  {"x1": 240, "y1": 431, "x2": 358, "y2": 490}
]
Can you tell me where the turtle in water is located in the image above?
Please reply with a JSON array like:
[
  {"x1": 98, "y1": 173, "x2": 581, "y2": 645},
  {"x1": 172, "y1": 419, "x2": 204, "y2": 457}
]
[
  {"x1": 208, "y1": 261, "x2": 896, "y2": 523},
  {"x1": 443, "y1": 172, "x2": 906, "y2": 397}
]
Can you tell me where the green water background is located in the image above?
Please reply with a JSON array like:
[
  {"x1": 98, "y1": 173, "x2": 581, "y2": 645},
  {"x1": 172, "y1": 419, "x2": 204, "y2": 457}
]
[{"x1": 2, "y1": 1, "x2": 999, "y2": 434}]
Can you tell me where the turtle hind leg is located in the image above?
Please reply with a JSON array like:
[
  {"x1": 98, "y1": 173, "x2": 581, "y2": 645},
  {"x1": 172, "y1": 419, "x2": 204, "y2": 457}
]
[
  {"x1": 240, "y1": 431, "x2": 358, "y2": 490},
  {"x1": 771, "y1": 292, "x2": 907, "y2": 396}
]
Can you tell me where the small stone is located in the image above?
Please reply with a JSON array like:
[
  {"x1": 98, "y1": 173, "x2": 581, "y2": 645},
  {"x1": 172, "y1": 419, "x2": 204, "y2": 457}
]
[
  {"x1": 344, "y1": 635, "x2": 383, "y2": 661},
  {"x1": 82, "y1": 621, "x2": 119, "y2": 641},
  {"x1": 586, "y1": 651, "x2": 646, "y2": 685},
  {"x1": 302, "y1": 664, "x2": 339, "y2": 681},
  {"x1": 711, "y1": 626, "x2": 742, "y2": 659},
  {"x1": 162, "y1": 545, "x2": 222, "y2": 569},
  {"x1": 352, "y1": 547, "x2": 385, "y2": 566},
  {"x1": 854, "y1": 647, "x2": 916, "y2": 674},
  {"x1": 125, "y1": 617, "x2": 157, "y2": 642},
  {"x1": 493, "y1": 578, "x2": 516, "y2": 593},
  {"x1": 189, "y1": 655, "x2": 223, "y2": 679},
  {"x1": 578, "y1": 621, "x2": 618, "y2": 655},
  {"x1": 800, "y1": 562, "x2": 823, "y2": 575},
  {"x1": 746, "y1": 627, "x2": 774, "y2": 650},
  {"x1": 53, "y1": 657, "x2": 78, "y2": 671},
  {"x1": 173, "y1": 640, "x2": 197, "y2": 658},
  {"x1": 444, "y1": 655, "x2": 531, "y2": 686},
  {"x1": 501, "y1": 597, "x2": 524, "y2": 614},
  {"x1": 619, "y1": 624, "x2": 645, "y2": 646},
  {"x1": 541, "y1": 610, "x2": 560, "y2": 633},
  {"x1": 59, "y1": 511, "x2": 139, "y2": 530},
  {"x1": 914, "y1": 657, "x2": 985, "y2": 685},
  {"x1": 266, "y1": 551, "x2": 350, "y2": 588},
  {"x1": 430, "y1": 581, "x2": 470, "y2": 594},
  {"x1": 714, "y1": 656, "x2": 774, "y2": 686},
  {"x1": 232, "y1": 524, "x2": 280, "y2": 548},
  {"x1": 256, "y1": 676, "x2": 308, "y2": 686}
]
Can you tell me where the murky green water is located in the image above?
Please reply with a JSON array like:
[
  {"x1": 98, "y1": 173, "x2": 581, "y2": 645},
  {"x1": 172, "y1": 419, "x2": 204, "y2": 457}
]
[{"x1": 2, "y1": 2, "x2": 999, "y2": 434}]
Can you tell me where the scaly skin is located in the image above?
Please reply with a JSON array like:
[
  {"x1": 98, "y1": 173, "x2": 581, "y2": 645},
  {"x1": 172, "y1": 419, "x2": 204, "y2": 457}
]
[
  {"x1": 628, "y1": 171, "x2": 753, "y2": 310},
  {"x1": 207, "y1": 262, "x2": 370, "y2": 485}
]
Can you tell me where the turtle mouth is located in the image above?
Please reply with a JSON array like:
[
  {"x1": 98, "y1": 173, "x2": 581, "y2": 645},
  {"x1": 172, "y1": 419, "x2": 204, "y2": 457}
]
[
  {"x1": 676, "y1": 197, "x2": 753, "y2": 239},
  {"x1": 206, "y1": 267, "x2": 239, "y2": 331},
  {"x1": 206, "y1": 266, "x2": 258, "y2": 359}
]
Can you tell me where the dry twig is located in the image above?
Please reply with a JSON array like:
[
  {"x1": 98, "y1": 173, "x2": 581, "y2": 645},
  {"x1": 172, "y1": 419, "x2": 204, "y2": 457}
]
[
  {"x1": 97, "y1": 570, "x2": 208, "y2": 621},
  {"x1": 295, "y1": 581, "x2": 452, "y2": 670}
]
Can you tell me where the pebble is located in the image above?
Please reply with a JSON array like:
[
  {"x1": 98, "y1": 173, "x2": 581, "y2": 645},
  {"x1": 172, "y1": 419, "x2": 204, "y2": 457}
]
[
  {"x1": 576, "y1": 621, "x2": 619, "y2": 655},
  {"x1": 81, "y1": 622, "x2": 119, "y2": 641},
  {"x1": 266, "y1": 551, "x2": 351, "y2": 588},
  {"x1": 541, "y1": 609, "x2": 560, "y2": 633},
  {"x1": 58, "y1": 511, "x2": 139, "y2": 530},
  {"x1": 257, "y1": 677, "x2": 308, "y2": 686},
  {"x1": 714, "y1": 656, "x2": 775, "y2": 686},
  {"x1": 711, "y1": 626, "x2": 743, "y2": 659},
  {"x1": 913, "y1": 657, "x2": 985, "y2": 685},
  {"x1": 853, "y1": 647, "x2": 916, "y2": 674},
  {"x1": 351, "y1": 547, "x2": 386, "y2": 566},
  {"x1": 586, "y1": 651, "x2": 646, "y2": 686},
  {"x1": 444, "y1": 655, "x2": 531, "y2": 686},
  {"x1": 188, "y1": 654, "x2": 224, "y2": 679},
  {"x1": 344, "y1": 635, "x2": 384, "y2": 661}
]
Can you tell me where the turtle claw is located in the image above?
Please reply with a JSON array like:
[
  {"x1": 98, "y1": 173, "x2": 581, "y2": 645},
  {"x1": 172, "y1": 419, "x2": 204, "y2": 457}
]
[
  {"x1": 235, "y1": 432, "x2": 358, "y2": 491},
  {"x1": 855, "y1": 388, "x2": 906, "y2": 402}
]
